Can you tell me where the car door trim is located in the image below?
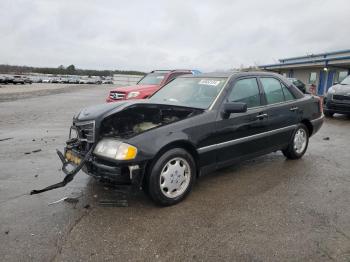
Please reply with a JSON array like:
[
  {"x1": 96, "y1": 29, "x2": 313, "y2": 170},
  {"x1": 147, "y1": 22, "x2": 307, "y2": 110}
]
[{"x1": 198, "y1": 124, "x2": 297, "y2": 153}]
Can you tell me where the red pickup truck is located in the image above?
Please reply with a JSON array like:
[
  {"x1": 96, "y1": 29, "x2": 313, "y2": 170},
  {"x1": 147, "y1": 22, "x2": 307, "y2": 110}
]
[{"x1": 106, "y1": 70, "x2": 196, "y2": 102}]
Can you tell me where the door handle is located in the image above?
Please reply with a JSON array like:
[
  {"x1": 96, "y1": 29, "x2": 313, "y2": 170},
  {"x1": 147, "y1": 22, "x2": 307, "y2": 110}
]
[
  {"x1": 290, "y1": 107, "x2": 299, "y2": 112},
  {"x1": 256, "y1": 113, "x2": 268, "y2": 119}
]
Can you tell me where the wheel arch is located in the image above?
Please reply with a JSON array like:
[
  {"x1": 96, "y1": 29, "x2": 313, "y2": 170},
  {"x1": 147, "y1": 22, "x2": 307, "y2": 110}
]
[
  {"x1": 144, "y1": 140, "x2": 200, "y2": 180},
  {"x1": 300, "y1": 119, "x2": 313, "y2": 136}
]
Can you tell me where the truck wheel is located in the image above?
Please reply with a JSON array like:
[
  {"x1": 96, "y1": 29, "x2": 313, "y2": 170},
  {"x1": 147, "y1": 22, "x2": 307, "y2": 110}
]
[
  {"x1": 282, "y1": 124, "x2": 309, "y2": 160},
  {"x1": 148, "y1": 148, "x2": 196, "y2": 206},
  {"x1": 324, "y1": 110, "x2": 334, "y2": 117}
]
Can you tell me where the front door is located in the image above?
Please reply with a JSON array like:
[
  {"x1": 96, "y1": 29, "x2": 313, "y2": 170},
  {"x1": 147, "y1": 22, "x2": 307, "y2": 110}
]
[{"x1": 214, "y1": 77, "x2": 270, "y2": 166}]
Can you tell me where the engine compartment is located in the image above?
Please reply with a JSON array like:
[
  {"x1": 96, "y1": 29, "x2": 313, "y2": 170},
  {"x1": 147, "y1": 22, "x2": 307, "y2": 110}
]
[{"x1": 100, "y1": 104, "x2": 203, "y2": 138}]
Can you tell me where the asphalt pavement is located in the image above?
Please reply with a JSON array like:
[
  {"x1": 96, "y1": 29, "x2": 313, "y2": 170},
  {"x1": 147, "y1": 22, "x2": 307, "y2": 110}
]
[{"x1": 0, "y1": 85, "x2": 349, "y2": 261}]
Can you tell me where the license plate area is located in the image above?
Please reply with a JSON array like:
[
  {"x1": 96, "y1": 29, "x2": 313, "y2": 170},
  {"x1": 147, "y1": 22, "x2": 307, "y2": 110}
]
[{"x1": 65, "y1": 150, "x2": 82, "y2": 165}]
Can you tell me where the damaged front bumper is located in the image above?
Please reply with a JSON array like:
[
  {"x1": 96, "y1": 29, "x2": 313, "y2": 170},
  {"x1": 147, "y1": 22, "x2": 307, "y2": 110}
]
[{"x1": 31, "y1": 141, "x2": 146, "y2": 195}]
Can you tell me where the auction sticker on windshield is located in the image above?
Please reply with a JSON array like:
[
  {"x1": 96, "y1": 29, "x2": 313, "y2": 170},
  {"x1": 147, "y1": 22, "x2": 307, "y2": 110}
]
[{"x1": 198, "y1": 79, "x2": 222, "y2": 86}]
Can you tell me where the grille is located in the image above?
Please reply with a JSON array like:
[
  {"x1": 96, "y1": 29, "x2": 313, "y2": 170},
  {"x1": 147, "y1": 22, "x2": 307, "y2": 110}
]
[
  {"x1": 333, "y1": 94, "x2": 350, "y2": 102},
  {"x1": 75, "y1": 121, "x2": 95, "y2": 143},
  {"x1": 110, "y1": 91, "x2": 126, "y2": 100}
]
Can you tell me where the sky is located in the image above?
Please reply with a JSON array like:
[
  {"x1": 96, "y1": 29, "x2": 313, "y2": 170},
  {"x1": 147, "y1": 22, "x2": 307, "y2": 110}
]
[{"x1": 1, "y1": 0, "x2": 350, "y2": 72}]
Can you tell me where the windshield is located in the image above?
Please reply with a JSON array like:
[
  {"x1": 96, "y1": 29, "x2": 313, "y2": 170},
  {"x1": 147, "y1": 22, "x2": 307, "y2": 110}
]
[
  {"x1": 138, "y1": 72, "x2": 167, "y2": 85},
  {"x1": 340, "y1": 75, "x2": 350, "y2": 85},
  {"x1": 149, "y1": 77, "x2": 227, "y2": 109}
]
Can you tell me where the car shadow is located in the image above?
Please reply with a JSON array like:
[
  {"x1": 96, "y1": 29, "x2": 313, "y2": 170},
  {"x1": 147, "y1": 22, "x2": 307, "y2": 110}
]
[{"x1": 79, "y1": 151, "x2": 301, "y2": 208}]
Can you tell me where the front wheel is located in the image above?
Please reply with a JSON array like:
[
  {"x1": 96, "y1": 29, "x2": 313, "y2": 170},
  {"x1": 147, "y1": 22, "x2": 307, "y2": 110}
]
[
  {"x1": 148, "y1": 148, "x2": 196, "y2": 206},
  {"x1": 282, "y1": 124, "x2": 309, "y2": 160}
]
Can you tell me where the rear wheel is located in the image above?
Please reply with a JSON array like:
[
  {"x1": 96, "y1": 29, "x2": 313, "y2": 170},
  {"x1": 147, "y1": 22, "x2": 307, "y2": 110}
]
[
  {"x1": 282, "y1": 124, "x2": 309, "y2": 160},
  {"x1": 324, "y1": 110, "x2": 334, "y2": 117},
  {"x1": 148, "y1": 148, "x2": 196, "y2": 206}
]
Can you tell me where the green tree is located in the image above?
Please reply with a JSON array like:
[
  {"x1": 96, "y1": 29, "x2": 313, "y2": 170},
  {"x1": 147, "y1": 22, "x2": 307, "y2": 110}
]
[{"x1": 66, "y1": 64, "x2": 76, "y2": 74}]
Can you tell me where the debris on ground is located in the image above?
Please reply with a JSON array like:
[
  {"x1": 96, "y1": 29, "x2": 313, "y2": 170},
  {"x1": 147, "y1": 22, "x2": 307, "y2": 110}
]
[
  {"x1": 24, "y1": 149, "x2": 42, "y2": 155},
  {"x1": 99, "y1": 199, "x2": 128, "y2": 207},
  {"x1": 5, "y1": 231, "x2": 9, "y2": 235},
  {"x1": 32, "y1": 149, "x2": 42, "y2": 153},
  {"x1": 323, "y1": 137, "x2": 330, "y2": 141},
  {"x1": 0, "y1": 137, "x2": 13, "y2": 142},
  {"x1": 98, "y1": 189, "x2": 129, "y2": 207},
  {"x1": 48, "y1": 196, "x2": 80, "y2": 206},
  {"x1": 64, "y1": 197, "x2": 79, "y2": 204},
  {"x1": 83, "y1": 204, "x2": 90, "y2": 209},
  {"x1": 34, "y1": 174, "x2": 38, "y2": 178},
  {"x1": 32, "y1": 139, "x2": 36, "y2": 142}
]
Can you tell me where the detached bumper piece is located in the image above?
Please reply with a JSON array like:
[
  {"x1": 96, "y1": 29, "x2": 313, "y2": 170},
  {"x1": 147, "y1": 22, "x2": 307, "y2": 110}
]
[
  {"x1": 30, "y1": 146, "x2": 95, "y2": 195},
  {"x1": 84, "y1": 157, "x2": 144, "y2": 188}
]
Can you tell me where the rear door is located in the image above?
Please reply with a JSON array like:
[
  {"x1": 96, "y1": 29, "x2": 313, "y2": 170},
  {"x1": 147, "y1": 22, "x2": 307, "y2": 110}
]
[
  {"x1": 214, "y1": 77, "x2": 270, "y2": 166},
  {"x1": 259, "y1": 77, "x2": 299, "y2": 149}
]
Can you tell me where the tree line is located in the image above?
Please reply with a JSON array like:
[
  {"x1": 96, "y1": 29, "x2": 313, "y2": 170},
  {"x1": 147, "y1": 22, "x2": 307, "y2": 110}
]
[{"x1": 0, "y1": 64, "x2": 146, "y2": 76}]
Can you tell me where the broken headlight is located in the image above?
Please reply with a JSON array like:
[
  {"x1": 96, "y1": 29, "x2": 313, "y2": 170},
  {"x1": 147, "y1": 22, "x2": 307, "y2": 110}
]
[
  {"x1": 93, "y1": 139, "x2": 137, "y2": 160},
  {"x1": 69, "y1": 126, "x2": 78, "y2": 140}
]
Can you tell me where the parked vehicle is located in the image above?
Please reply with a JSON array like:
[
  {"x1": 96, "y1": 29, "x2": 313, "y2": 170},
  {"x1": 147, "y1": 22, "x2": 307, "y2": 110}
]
[
  {"x1": 42, "y1": 78, "x2": 50, "y2": 83},
  {"x1": 68, "y1": 77, "x2": 80, "y2": 84},
  {"x1": 24, "y1": 77, "x2": 33, "y2": 84},
  {"x1": 57, "y1": 77, "x2": 69, "y2": 84},
  {"x1": 13, "y1": 76, "x2": 25, "y2": 84},
  {"x1": 106, "y1": 70, "x2": 198, "y2": 102},
  {"x1": 4, "y1": 76, "x2": 14, "y2": 84},
  {"x1": 30, "y1": 77, "x2": 42, "y2": 83},
  {"x1": 87, "y1": 78, "x2": 102, "y2": 84},
  {"x1": 102, "y1": 79, "x2": 114, "y2": 84},
  {"x1": 50, "y1": 78, "x2": 59, "y2": 83},
  {"x1": 32, "y1": 72, "x2": 324, "y2": 205},
  {"x1": 287, "y1": 78, "x2": 306, "y2": 93},
  {"x1": 0, "y1": 75, "x2": 6, "y2": 84},
  {"x1": 324, "y1": 75, "x2": 350, "y2": 117}
]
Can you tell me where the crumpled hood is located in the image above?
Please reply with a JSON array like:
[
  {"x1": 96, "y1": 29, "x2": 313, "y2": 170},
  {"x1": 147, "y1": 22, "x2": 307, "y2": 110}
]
[
  {"x1": 74, "y1": 100, "x2": 202, "y2": 124},
  {"x1": 110, "y1": 84, "x2": 159, "y2": 93},
  {"x1": 75, "y1": 101, "x2": 129, "y2": 122},
  {"x1": 330, "y1": 84, "x2": 350, "y2": 94}
]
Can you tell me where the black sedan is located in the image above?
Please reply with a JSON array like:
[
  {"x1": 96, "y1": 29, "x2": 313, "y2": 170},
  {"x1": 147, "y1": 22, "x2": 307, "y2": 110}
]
[
  {"x1": 32, "y1": 72, "x2": 324, "y2": 205},
  {"x1": 324, "y1": 75, "x2": 350, "y2": 117}
]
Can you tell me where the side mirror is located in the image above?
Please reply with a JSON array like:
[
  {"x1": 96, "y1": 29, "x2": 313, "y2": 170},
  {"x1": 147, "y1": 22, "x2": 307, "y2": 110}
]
[{"x1": 222, "y1": 102, "x2": 247, "y2": 119}]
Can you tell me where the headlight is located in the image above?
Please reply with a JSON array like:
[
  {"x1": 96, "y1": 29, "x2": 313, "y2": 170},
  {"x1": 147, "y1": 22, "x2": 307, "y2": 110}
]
[
  {"x1": 127, "y1": 91, "x2": 140, "y2": 99},
  {"x1": 93, "y1": 139, "x2": 137, "y2": 160},
  {"x1": 69, "y1": 127, "x2": 78, "y2": 139},
  {"x1": 327, "y1": 87, "x2": 336, "y2": 94}
]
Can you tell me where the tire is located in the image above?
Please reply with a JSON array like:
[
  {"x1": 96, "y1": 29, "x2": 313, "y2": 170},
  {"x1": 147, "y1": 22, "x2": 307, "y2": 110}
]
[
  {"x1": 282, "y1": 124, "x2": 309, "y2": 160},
  {"x1": 147, "y1": 148, "x2": 196, "y2": 206},
  {"x1": 324, "y1": 110, "x2": 334, "y2": 117}
]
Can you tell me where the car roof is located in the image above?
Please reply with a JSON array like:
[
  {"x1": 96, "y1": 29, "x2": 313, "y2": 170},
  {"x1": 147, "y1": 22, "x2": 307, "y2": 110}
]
[
  {"x1": 179, "y1": 71, "x2": 283, "y2": 79},
  {"x1": 151, "y1": 69, "x2": 193, "y2": 73}
]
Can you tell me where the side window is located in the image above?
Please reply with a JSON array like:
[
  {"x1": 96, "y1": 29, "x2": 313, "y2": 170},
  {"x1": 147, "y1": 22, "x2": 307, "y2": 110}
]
[
  {"x1": 228, "y1": 78, "x2": 261, "y2": 108},
  {"x1": 281, "y1": 83, "x2": 295, "y2": 101},
  {"x1": 260, "y1": 78, "x2": 285, "y2": 104}
]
